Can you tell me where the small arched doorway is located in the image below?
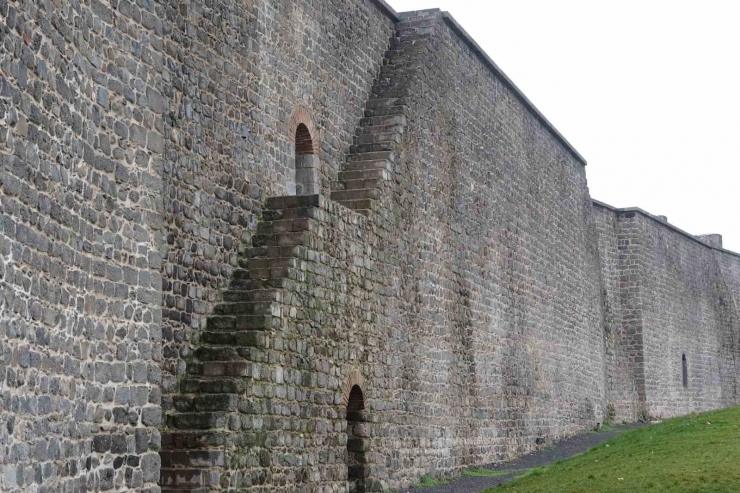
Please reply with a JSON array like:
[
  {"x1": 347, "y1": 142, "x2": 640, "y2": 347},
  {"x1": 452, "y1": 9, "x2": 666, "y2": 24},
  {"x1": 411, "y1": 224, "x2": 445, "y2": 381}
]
[
  {"x1": 289, "y1": 106, "x2": 320, "y2": 196},
  {"x1": 346, "y1": 385, "x2": 368, "y2": 492}
]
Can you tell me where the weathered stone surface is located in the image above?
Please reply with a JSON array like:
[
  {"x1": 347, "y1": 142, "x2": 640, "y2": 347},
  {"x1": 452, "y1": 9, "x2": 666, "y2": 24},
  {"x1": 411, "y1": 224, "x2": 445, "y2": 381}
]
[
  {"x1": 595, "y1": 204, "x2": 740, "y2": 422},
  {"x1": 0, "y1": 1, "x2": 738, "y2": 493},
  {"x1": 0, "y1": 0, "x2": 163, "y2": 491}
]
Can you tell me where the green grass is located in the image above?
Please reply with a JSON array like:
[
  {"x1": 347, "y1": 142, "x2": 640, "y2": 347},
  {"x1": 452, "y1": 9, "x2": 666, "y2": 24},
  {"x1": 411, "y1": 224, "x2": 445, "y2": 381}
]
[
  {"x1": 587, "y1": 422, "x2": 615, "y2": 434},
  {"x1": 486, "y1": 406, "x2": 740, "y2": 493},
  {"x1": 462, "y1": 468, "x2": 513, "y2": 478},
  {"x1": 600, "y1": 422, "x2": 615, "y2": 432},
  {"x1": 412, "y1": 475, "x2": 449, "y2": 488}
]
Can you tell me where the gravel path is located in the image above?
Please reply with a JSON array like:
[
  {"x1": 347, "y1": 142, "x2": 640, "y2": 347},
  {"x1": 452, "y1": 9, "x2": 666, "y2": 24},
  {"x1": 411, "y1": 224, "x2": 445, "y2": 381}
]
[{"x1": 399, "y1": 423, "x2": 647, "y2": 493}]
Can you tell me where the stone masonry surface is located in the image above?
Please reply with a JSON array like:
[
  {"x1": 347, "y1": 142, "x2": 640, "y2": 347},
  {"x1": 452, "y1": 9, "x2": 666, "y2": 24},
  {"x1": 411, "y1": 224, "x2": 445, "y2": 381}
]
[{"x1": 0, "y1": 1, "x2": 738, "y2": 492}]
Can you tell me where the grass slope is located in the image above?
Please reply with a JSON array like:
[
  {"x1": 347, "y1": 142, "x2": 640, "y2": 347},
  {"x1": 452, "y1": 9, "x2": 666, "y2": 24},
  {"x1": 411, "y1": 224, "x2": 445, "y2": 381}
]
[{"x1": 489, "y1": 406, "x2": 740, "y2": 493}]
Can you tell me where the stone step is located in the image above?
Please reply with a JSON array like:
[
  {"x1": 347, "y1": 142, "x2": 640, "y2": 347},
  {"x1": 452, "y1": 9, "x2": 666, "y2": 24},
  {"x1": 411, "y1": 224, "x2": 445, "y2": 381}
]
[
  {"x1": 221, "y1": 288, "x2": 281, "y2": 303},
  {"x1": 160, "y1": 468, "x2": 219, "y2": 488},
  {"x1": 384, "y1": 47, "x2": 428, "y2": 64},
  {"x1": 213, "y1": 301, "x2": 278, "y2": 316},
  {"x1": 193, "y1": 360, "x2": 254, "y2": 378},
  {"x1": 354, "y1": 132, "x2": 400, "y2": 145},
  {"x1": 265, "y1": 194, "x2": 323, "y2": 211},
  {"x1": 245, "y1": 257, "x2": 299, "y2": 272},
  {"x1": 161, "y1": 450, "x2": 225, "y2": 469},
  {"x1": 372, "y1": 75, "x2": 418, "y2": 92},
  {"x1": 248, "y1": 266, "x2": 304, "y2": 282},
  {"x1": 173, "y1": 393, "x2": 239, "y2": 413},
  {"x1": 334, "y1": 199, "x2": 374, "y2": 216},
  {"x1": 395, "y1": 17, "x2": 438, "y2": 30},
  {"x1": 252, "y1": 232, "x2": 310, "y2": 248},
  {"x1": 385, "y1": 52, "x2": 427, "y2": 67},
  {"x1": 350, "y1": 141, "x2": 395, "y2": 154},
  {"x1": 365, "y1": 97, "x2": 407, "y2": 110},
  {"x1": 167, "y1": 411, "x2": 229, "y2": 430},
  {"x1": 398, "y1": 8, "x2": 440, "y2": 19},
  {"x1": 379, "y1": 63, "x2": 423, "y2": 78},
  {"x1": 230, "y1": 268, "x2": 251, "y2": 280},
  {"x1": 356, "y1": 123, "x2": 405, "y2": 136},
  {"x1": 347, "y1": 151, "x2": 395, "y2": 163},
  {"x1": 391, "y1": 30, "x2": 433, "y2": 45},
  {"x1": 161, "y1": 430, "x2": 228, "y2": 450},
  {"x1": 180, "y1": 376, "x2": 250, "y2": 394},
  {"x1": 369, "y1": 87, "x2": 412, "y2": 99},
  {"x1": 340, "y1": 178, "x2": 385, "y2": 191},
  {"x1": 390, "y1": 36, "x2": 431, "y2": 49},
  {"x1": 200, "y1": 330, "x2": 268, "y2": 348},
  {"x1": 256, "y1": 217, "x2": 316, "y2": 235},
  {"x1": 359, "y1": 115, "x2": 407, "y2": 128},
  {"x1": 377, "y1": 70, "x2": 422, "y2": 87},
  {"x1": 206, "y1": 314, "x2": 275, "y2": 331},
  {"x1": 195, "y1": 345, "x2": 249, "y2": 361},
  {"x1": 363, "y1": 104, "x2": 408, "y2": 118},
  {"x1": 261, "y1": 206, "x2": 320, "y2": 222},
  {"x1": 344, "y1": 160, "x2": 393, "y2": 174},
  {"x1": 245, "y1": 245, "x2": 307, "y2": 261},
  {"x1": 228, "y1": 277, "x2": 294, "y2": 291},
  {"x1": 339, "y1": 168, "x2": 389, "y2": 182},
  {"x1": 331, "y1": 189, "x2": 381, "y2": 202}
]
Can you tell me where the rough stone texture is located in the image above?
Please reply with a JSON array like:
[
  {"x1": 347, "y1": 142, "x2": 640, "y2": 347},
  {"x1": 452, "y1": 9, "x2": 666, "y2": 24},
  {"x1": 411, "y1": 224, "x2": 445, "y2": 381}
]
[
  {"x1": 595, "y1": 203, "x2": 740, "y2": 423},
  {"x1": 0, "y1": 0, "x2": 164, "y2": 491},
  {"x1": 345, "y1": 9, "x2": 608, "y2": 487},
  {"x1": 1, "y1": 2, "x2": 739, "y2": 493},
  {"x1": 155, "y1": 0, "x2": 396, "y2": 419},
  {"x1": 593, "y1": 205, "x2": 646, "y2": 422}
]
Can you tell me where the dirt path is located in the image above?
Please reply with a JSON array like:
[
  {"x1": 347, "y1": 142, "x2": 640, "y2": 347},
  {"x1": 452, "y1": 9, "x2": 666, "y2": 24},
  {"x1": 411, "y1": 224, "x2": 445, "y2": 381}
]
[{"x1": 399, "y1": 423, "x2": 647, "y2": 493}]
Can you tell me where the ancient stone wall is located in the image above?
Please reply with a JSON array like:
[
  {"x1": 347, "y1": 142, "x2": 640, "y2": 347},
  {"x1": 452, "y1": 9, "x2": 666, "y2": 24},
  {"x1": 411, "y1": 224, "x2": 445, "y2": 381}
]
[
  {"x1": 636, "y1": 215, "x2": 739, "y2": 417},
  {"x1": 155, "y1": 0, "x2": 396, "y2": 421},
  {"x1": 592, "y1": 204, "x2": 646, "y2": 422},
  {"x1": 0, "y1": 0, "x2": 164, "y2": 491},
  {"x1": 594, "y1": 203, "x2": 740, "y2": 420},
  {"x1": 161, "y1": 8, "x2": 615, "y2": 491},
  {"x1": 363, "y1": 10, "x2": 608, "y2": 483},
  {"x1": 1, "y1": 0, "x2": 739, "y2": 492}
]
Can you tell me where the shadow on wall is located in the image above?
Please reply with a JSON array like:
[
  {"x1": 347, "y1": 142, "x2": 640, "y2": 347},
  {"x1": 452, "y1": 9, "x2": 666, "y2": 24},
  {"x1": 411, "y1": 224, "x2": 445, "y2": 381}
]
[{"x1": 347, "y1": 385, "x2": 369, "y2": 493}]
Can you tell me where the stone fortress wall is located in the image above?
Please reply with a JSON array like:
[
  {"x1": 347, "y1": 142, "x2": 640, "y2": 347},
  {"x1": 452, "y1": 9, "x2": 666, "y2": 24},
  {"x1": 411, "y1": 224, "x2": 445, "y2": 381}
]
[
  {"x1": 594, "y1": 202, "x2": 740, "y2": 422},
  {"x1": 0, "y1": 0, "x2": 737, "y2": 492}
]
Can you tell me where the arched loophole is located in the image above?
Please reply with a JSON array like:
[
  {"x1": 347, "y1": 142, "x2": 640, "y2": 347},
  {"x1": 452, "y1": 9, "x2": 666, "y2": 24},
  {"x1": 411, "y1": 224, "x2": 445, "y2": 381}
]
[
  {"x1": 293, "y1": 122, "x2": 319, "y2": 195},
  {"x1": 347, "y1": 385, "x2": 368, "y2": 493},
  {"x1": 295, "y1": 123, "x2": 314, "y2": 155},
  {"x1": 682, "y1": 354, "x2": 688, "y2": 388},
  {"x1": 347, "y1": 385, "x2": 365, "y2": 413}
]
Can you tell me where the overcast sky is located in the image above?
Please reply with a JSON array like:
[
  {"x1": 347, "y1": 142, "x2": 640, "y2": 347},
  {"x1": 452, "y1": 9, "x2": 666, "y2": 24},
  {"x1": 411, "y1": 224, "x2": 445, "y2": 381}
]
[{"x1": 389, "y1": 0, "x2": 740, "y2": 252}]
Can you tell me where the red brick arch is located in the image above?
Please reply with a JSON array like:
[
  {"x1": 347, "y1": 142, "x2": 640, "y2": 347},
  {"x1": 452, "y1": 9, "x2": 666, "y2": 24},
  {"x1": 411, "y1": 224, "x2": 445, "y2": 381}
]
[
  {"x1": 342, "y1": 369, "x2": 365, "y2": 407},
  {"x1": 288, "y1": 105, "x2": 320, "y2": 155}
]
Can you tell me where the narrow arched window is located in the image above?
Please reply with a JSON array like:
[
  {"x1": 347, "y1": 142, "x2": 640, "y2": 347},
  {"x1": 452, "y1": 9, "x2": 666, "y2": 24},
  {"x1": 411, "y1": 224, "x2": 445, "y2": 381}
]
[
  {"x1": 682, "y1": 354, "x2": 688, "y2": 388},
  {"x1": 293, "y1": 123, "x2": 319, "y2": 195},
  {"x1": 346, "y1": 385, "x2": 367, "y2": 492},
  {"x1": 295, "y1": 123, "x2": 314, "y2": 156}
]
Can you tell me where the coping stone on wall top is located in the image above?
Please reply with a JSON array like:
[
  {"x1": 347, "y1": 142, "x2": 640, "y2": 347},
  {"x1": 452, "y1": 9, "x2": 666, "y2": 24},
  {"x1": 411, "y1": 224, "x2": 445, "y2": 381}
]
[{"x1": 593, "y1": 199, "x2": 740, "y2": 259}]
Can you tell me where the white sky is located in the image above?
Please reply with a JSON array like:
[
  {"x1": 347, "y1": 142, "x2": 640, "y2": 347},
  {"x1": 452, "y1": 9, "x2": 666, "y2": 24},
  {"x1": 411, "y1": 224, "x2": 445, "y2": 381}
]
[{"x1": 389, "y1": 0, "x2": 740, "y2": 252}]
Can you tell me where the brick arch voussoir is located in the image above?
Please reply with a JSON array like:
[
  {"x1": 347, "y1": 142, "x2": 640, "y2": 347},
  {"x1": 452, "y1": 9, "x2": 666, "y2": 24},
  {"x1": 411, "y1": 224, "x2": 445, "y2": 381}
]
[
  {"x1": 287, "y1": 105, "x2": 320, "y2": 155},
  {"x1": 342, "y1": 369, "x2": 365, "y2": 408}
]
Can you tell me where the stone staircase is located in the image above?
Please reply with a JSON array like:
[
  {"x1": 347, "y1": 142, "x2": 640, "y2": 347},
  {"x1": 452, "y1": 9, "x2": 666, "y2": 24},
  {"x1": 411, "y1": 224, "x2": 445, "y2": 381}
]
[
  {"x1": 160, "y1": 11, "x2": 437, "y2": 493},
  {"x1": 160, "y1": 195, "x2": 321, "y2": 492},
  {"x1": 331, "y1": 11, "x2": 435, "y2": 215}
]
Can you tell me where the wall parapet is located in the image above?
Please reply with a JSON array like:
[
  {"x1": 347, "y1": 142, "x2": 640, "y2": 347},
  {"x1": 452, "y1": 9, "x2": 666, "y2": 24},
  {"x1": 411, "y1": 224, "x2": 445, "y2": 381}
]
[
  {"x1": 372, "y1": 0, "x2": 400, "y2": 21},
  {"x1": 593, "y1": 199, "x2": 740, "y2": 259}
]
